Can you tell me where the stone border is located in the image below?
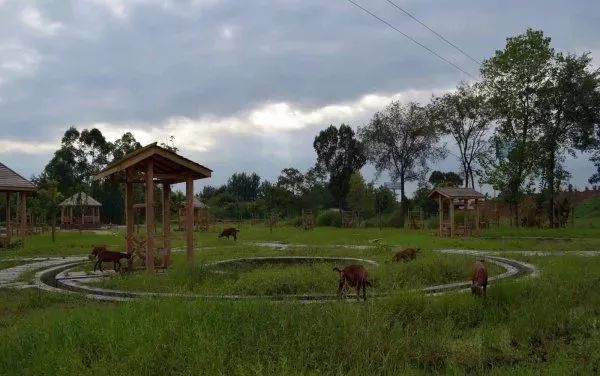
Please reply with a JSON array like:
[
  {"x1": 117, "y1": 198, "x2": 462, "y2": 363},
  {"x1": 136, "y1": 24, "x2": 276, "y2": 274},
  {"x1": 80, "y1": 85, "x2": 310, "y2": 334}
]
[{"x1": 31, "y1": 251, "x2": 537, "y2": 302}]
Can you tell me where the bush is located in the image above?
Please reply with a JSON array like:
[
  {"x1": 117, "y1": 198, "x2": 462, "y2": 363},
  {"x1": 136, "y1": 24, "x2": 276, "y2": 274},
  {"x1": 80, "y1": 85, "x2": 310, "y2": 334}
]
[{"x1": 316, "y1": 210, "x2": 342, "y2": 227}]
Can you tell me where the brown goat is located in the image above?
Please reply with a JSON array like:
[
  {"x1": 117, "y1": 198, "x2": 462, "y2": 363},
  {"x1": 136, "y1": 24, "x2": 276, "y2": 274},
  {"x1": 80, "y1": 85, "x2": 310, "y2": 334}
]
[
  {"x1": 333, "y1": 264, "x2": 372, "y2": 301},
  {"x1": 218, "y1": 227, "x2": 239, "y2": 241},
  {"x1": 91, "y1": 246, "x2": 132, "y2": 272},
  {"x1": 393, "y1": 247, "x2": 420, "y2": 262},
  {"x1": 471, "y1": 260, "x2": 488, "y2": 296}
]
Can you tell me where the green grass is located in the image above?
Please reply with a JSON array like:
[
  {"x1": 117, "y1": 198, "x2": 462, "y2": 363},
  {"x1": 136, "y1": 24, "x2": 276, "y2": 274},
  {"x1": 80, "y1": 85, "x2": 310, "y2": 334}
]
[
  {"x1": 86, "y1": 250, "x2": 503, "y2": 295},
  {"x1": 1, "y1": 223, "x2": 600, "y2": 374}
]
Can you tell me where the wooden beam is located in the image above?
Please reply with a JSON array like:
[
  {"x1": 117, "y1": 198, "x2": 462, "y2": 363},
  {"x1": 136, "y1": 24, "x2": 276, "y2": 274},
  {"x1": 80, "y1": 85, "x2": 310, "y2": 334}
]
[
  {"x1": 449, "y1": 198, "x2": 454, "y2": 237},
  {"x1": 162, "y1": 183, "x2": 171, "y2": 267},
  {"x1": 438, "y1": 195, "x2": 442, "y2": 237},
  {"x1": 146, "y1": 160, "x2": 155, "y2": 272},
  {"x1": 186, "y1": 177, "x2": 194, "y2": 262},
  {"x1": 5, "y1": 192, "x2": 11, "y2": 243},
  {"x1": 125, "y1": 170, "x2": 134, "y2": 269},
  {"x1": 19, "y1": 192, "x2": 26, "y2": 247},
  {"x1": 475, "y1": 199, "x2": 480, "y2": 232}
]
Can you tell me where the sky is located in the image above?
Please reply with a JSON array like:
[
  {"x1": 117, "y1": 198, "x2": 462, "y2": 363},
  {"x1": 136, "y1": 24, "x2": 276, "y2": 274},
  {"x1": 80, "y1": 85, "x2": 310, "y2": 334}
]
[{"x1": 0, "y1": 0, "x2": 599, "y2": 195}]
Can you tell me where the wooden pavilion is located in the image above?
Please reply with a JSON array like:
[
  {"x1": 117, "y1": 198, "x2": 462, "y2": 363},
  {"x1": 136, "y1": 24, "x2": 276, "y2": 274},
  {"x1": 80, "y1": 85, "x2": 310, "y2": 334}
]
[
  {"x1": 59, "y1": 192, "x2": 102, "y2": 229},
  {"x1": 0, "y1": 162, "x2": 36, "y2": 247},
  {"x1": 428, "y1": 187, "x2": 484, "y2": 237},
  {"x1": 95, "y1": 143, "x2": 211, "y2": 271}
]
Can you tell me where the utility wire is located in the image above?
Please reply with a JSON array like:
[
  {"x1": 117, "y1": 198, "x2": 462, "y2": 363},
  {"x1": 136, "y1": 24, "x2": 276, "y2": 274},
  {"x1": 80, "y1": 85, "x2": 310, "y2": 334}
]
[
  {"x1": 343, "y1": 0, "x2": 477, "y2": 79},
  {"x1": 384, "y1": 0, "x2": 481, "y2": 65}
]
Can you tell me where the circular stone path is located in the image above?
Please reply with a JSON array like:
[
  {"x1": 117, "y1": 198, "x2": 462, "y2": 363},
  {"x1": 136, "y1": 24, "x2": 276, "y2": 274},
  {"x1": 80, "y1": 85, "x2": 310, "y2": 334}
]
[{"x1": 0, "y1": 249, "x2": 537, "y2": 301}]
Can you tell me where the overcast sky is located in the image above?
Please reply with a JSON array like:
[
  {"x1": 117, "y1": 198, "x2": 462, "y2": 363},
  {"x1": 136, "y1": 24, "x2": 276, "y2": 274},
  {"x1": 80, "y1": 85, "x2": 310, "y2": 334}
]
[{"x1": 0, "y1": 0, "x2": 599, "y2": 195}]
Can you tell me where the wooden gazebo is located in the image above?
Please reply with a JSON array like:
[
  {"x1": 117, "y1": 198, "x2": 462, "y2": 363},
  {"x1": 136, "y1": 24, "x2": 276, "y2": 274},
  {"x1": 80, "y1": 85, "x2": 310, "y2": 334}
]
[
  {"x1": 429, "y1": 187, "x2": 484, "y2": 237},
  {"x1": 0, "y1": 162, "x2": 36, "y2": 247},
  {"x1": 59, "y1": 192, "x2": 102, "y2": 229},
  {"x1": 95, "y1": 143, "x2": 212, "y2": 271}
]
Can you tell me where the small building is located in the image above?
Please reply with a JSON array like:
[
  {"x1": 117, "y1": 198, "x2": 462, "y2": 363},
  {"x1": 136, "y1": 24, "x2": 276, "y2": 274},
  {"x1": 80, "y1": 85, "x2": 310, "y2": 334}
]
[
  {"x1": 178, "y1": 198, "x2": 210, "y2": 231},
  {"x1": 428, "y1": 187, "x2": 484, "y2": 237},
  {"x1": 0, "y1": 162, "x2": 36, "y2": 247},
  {"x1": 59, "y1": 192, "x2": 102, "y2": 229}
]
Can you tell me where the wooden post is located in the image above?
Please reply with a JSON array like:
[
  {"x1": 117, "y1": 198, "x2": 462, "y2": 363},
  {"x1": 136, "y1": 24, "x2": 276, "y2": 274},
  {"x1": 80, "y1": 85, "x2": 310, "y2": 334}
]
[
  {"x1": 5, "y1": 192, "x2": 11, "y2": 243},
  {"x1": 438, "y1": 196, "x2": 443, "y2": 236},
  {"x1": 125, "y1": 171, "x2": 134, "y2": 269},
  {"x1": 146, "y1": 160, "x2": 155, "y2": 272},
  {"x1": 449, "y1": 198, "x2": 454, "y2": 237},
  {"x1": 186, "y1": 177, "x2": 194, "y2": 262},
  {"x1": 19, "y1": 192, "x2": 26, "y2": 246},
  {"x1": 162, "y1": 183, "x2": 171, "y2": 267},
  {"x1": 60, "y1": 206, "x2": 64, "y2": 226},
  {"x1": 475, "y1": 199, "x2": 480, "y2": 232}
]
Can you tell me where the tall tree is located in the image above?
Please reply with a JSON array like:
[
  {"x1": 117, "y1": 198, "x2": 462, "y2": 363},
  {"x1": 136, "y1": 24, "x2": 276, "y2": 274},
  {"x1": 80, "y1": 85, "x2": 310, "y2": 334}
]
[
  {"x1": 227, "y1": 172, "x2": 261, "y2": 201},
  {"x1": 313, "y1": 124, "x2": 366, "y2": 211},
  {"x1": 359, "y1": 102, "x2": 445, "y2": 222},
  {"x1": 538, "y1": 52, "x2": 600, "y2": 226},
  {"x1": 481, "y1": 29, "x2": 554, "y2": 226},
  {"x1": 276, "y1": 168, "x2": 305, "y2": 196},
  {"x1": 430, "y1": 82, "x2": 491, "y2": 188}
]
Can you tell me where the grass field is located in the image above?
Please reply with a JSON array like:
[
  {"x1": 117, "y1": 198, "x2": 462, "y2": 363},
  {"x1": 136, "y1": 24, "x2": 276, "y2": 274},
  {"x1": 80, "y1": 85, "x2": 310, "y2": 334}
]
[{"x1": 2, "y1": 220, "x2": 600, "y2": 375}]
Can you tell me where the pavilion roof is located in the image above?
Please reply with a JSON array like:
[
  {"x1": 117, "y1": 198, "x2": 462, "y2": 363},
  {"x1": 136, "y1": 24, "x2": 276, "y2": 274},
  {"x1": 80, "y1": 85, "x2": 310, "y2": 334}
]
[
  {"x1": 428, "y1": 187, "x2": 484, "y2": 200},
  {"x1": 95, "y1": 143, "x2": 212, "y2": 183},
  {"x1": 180, "y1": 197, "x2": 209, "y2": 209},
  {"x1": 0, "y1": 162, "x2": 36, "y2": 192},
  {"x1": 59, "y1": 192, "x2": 102, "y2": 207}
]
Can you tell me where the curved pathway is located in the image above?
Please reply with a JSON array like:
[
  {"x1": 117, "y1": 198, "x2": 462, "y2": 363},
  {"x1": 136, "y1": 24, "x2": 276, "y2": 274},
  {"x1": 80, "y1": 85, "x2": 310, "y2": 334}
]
[{"x1": 0, "y1": 249, "x2": 535, "y2": 302}]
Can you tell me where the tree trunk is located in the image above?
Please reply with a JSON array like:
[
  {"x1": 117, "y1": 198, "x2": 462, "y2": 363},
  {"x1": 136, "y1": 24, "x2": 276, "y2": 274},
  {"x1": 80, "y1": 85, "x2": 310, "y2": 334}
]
[
  {"x1": 548, "y1": 148, "x2": 556, "y2": 228},
  {"x1": 51, "y1": 210, "x2": 56, "y2": 243},
  {"x1": 400, "y1": 174, "x2": 406, "y2": 227}
]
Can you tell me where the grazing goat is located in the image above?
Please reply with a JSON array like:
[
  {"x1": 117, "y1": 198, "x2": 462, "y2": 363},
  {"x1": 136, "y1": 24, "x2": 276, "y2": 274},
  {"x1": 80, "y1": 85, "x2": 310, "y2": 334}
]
[
  {"x1": 393, "y1": 247, "x2": 420, "y2": 262},
  {"x1": 219, "y1": 227, "x2": 239, "y2": 241},
  {"x1": 333, "y1": 264, "x2": 372, "y2": 301},
  {"x1": 471, "y1": 259, "x2": 488, "y2": 296},
  {"x1": 90, "y1": 246, "x2": 132, "y2": 272}
]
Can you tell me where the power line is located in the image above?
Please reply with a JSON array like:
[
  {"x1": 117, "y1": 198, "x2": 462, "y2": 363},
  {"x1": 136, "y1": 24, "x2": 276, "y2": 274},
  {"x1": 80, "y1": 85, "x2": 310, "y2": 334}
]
[
  {"x1": 343, "y1": 0, "x2": 477, "y2": 79},
  {"x1": 384, "y1": 0, "x2": 481, "y2": 65}
]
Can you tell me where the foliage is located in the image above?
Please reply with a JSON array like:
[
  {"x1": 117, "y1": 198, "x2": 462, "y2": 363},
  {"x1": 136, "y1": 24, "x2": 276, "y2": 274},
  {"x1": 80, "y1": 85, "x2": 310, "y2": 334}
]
[
  {"x1": 226, "y1": 172, "x2": 261, "y2": 201},
  {"x1": 313, "y1": 124, "x2": 366, "y2": 211},
  {"x1": 346, "y1": 172, "x2": 375, "y2": 219},
  {"x1": 359, "y1": 101, "x2": 445, "y2": 224},
  {"x1": 428, "y1": 170, "x2": 463, "y2": 187},
  {"x1": 316, "y1": 210, "x2": 342, "y2": 227},
  {"x1": 481, "y1": 29, "x2": 554, "y2": 225},
  {"x1": 430, "y1": 82, "x2": 491, "y2": 188}
]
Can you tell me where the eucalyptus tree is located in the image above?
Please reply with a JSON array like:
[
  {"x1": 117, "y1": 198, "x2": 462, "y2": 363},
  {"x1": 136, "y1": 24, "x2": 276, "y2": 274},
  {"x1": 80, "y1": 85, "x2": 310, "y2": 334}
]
[
  {"x1": 481, "y1": 29, "x2": 554, "y2": 226},
  {"x1": 430, "y1": 82, "x2": 491, "y2": 188},
  {"x1": 313, "y1": 124, "x2": 366, "y2": 212},
  {"x1": 359, "y1": 101, "x2": 445, "y2": 222}
]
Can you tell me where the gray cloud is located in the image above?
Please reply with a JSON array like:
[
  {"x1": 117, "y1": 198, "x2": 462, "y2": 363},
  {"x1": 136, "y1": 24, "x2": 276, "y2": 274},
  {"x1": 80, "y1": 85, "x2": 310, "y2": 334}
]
[{"x1": 0, "y1": 0, "x2": 599, "y2": 192}]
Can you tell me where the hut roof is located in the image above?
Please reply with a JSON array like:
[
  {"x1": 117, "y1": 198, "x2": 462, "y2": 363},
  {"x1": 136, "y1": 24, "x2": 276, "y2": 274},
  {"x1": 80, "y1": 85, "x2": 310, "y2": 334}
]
[
  {"x1": 95, "y1": 143, "x2": 212, "y2": 183},
  {"x1": 60, "y1": 192, "x2": 102, "y2": 207},
  {"x1": 428, "y1": 187, "x2": 484, "y2": 200},
  {"x1": 0, "y1": 162, "x2": 36, "y2": 192},
  {"x1": 181, "y1": 197, "x2": 209, "y2": 209}
]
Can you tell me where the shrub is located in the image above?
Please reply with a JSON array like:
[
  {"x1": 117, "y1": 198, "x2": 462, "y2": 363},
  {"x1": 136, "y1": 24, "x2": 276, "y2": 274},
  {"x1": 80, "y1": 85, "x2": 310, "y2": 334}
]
[{"x1": 316, "y1": 210, "x2": 342, "y2": 227}]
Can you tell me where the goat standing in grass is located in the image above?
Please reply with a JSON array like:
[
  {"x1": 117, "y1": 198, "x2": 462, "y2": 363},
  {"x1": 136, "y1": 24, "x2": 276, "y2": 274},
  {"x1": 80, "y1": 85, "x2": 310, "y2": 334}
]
[
  {"x1": 219, "y1": 227, "x2": 239, "y2": 241},
  {"x1": 90, "y1": 246, "x2": 132, "y2": 272},
  {"x1": 471, "y1": 259, "x2": 488, "y2": 296},
  {"x1": 393, "y1": 247, "x2": 420, "y2": 262},
  {"x1": 333, "y1": 264, "x2": 372, "y2": 301}
]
